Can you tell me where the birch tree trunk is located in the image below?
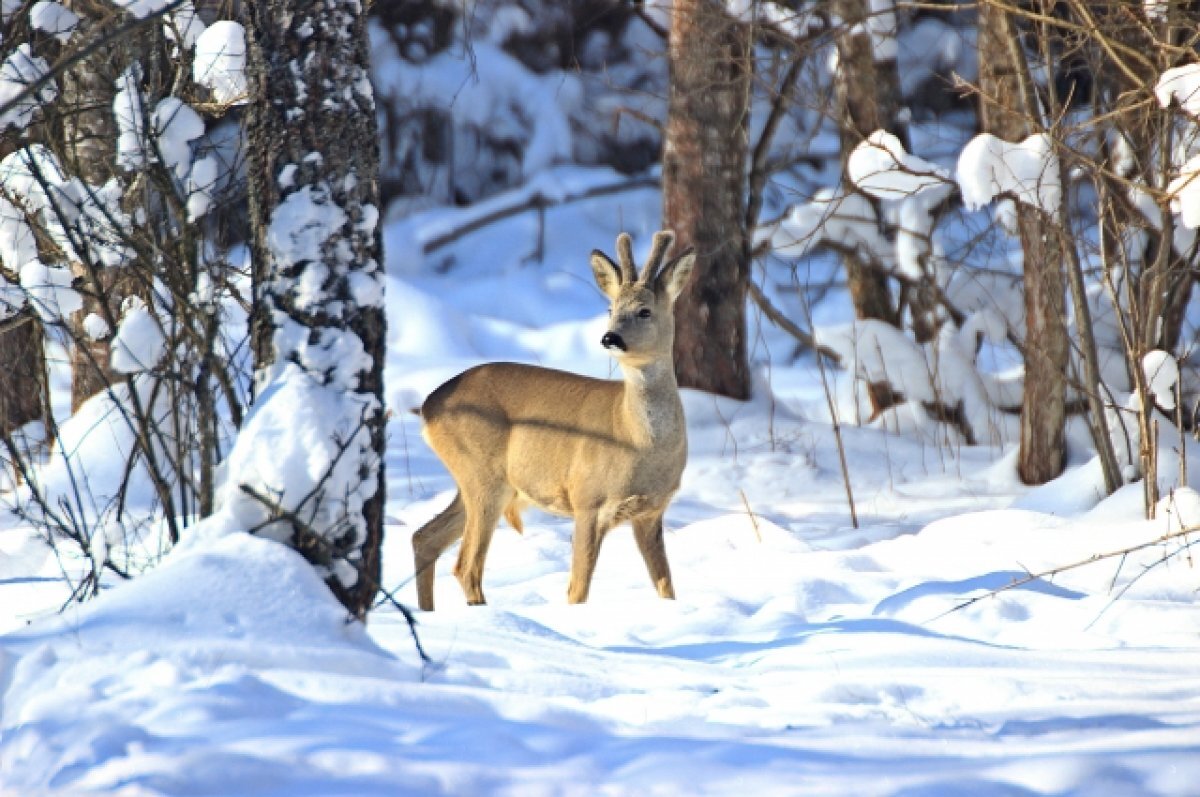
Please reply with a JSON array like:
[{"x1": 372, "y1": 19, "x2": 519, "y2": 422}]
[
  {"x1": 663, "y1": 0, "x2": 752, "y2": 400},
  {"x1": 244, "y1": 0, "x2": 387, "y2": 618}
]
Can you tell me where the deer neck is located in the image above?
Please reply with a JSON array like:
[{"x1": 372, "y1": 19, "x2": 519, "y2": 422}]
[{"x1": 619, "y1": 358, "x2": 683, "y2": 448}]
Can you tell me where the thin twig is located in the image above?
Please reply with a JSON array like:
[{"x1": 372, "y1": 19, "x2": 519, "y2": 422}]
[
  {"x1": 738, "y1": 488, "x2": 762, "y2": 542},
  {"x1": 931, "y1": 523, "x2": 1200, "y2": 621},
  {"x1": 746, "y1": 279, "x2": 842, "y2": 363}
]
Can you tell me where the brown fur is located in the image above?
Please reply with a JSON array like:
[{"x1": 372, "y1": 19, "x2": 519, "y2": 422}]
[{"x1": 411, "y1": 231, "x2": 697, "y2": 610}]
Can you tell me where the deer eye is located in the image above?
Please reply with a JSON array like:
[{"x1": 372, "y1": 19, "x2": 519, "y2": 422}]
[{"x1": 637, "y1": 308, "x2": 652, "y2": 319}]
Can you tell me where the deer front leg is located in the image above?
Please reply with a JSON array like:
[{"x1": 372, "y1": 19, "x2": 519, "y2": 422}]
[
  {"x1": 567, "y1": 511, "x2": 603, "y2": 604},
  {"x1": 632, "y1": 511, "x2": 675, "y2": 599}
]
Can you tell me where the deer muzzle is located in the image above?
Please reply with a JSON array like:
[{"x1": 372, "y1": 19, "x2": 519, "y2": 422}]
[{"x1": 601, "y1": 331, "x2": 626, "y2": 352}]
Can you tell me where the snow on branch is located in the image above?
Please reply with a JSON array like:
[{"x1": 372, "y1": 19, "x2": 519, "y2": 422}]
[
  {"x1": 30, "y1": 2, "x2": 79, "y2": 43},
  {"x1": 0, "y1": 145, "x2": 134, "y2": 275},
  {"x1": 1156, "y1": 64, "x2": 1200, "y2": 229},
  {"x1": 1165, "y1": 157, "x2": 1200, "y2": 229},
  {"x1": 193, "y1": 21, "x2": 247, "y2": 105},
  {"x1": 0, "y1": 44, "x2": 56, "y2": 132},
  {"x1": 847, "y1": 130, "x2": 951, "y2": 200},
  {"x1": 1155, "y1": 63, "x2": 1200, "y2": 118},
  {"x1": 956, "y1": 133, "x2": 1061, "y2": 215},
  {"x1": 761, "y1": 187, "x2": 891, "y2": 267},
  {"x1": 848, "y1": 130, "x2": 954, "y2": 280}
]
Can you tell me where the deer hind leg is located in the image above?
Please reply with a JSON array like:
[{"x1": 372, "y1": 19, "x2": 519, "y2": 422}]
[
  {"x1": 632, "y1": 511, "x2": 675, "y2": 600},
  {"x1": 453, "y1": 484, "x2": 512, "y2": 606},
  {"x1": 412, "y1": 492, "x2": 466, "y2": 611},
  {"x1": 567, "y1": 511, "x2": 604, "y2": 604}
]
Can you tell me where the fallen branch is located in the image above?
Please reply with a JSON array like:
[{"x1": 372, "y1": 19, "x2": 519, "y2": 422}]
[{"x1": 423, "y1": 176, "x2": 659, "y2": 255}]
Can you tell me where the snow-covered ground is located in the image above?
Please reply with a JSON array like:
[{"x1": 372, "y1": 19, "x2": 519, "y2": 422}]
[{"x1": 3, "y1": 174, "x2": 1200, "y2": 796}]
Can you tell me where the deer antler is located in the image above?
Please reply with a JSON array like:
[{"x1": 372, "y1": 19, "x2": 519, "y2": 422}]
[
  {"x1": 615, "y1": 232, "x2": 637, "y2": 284},
  {"x1": 639, "y1": 230, "x2": 675, "y2": 285}
]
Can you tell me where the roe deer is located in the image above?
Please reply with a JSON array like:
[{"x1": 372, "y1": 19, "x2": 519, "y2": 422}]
[{"x1": 412, "y1": 230, "x2": 697, "y2": 610}]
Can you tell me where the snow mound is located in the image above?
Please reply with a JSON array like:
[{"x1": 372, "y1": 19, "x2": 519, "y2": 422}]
[{"x1": 0, "y1": 531, "x2": 407, "y2": 793}]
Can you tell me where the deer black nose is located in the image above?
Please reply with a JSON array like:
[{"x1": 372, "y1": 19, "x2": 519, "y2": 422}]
[{"x1": 601, "y1": 331, "x2": 626, "y2": 351}]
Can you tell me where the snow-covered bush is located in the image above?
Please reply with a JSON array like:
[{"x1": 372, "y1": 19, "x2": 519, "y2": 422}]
[{"x1": 0, "y1": 1, "x2": 251, "y2": 596}]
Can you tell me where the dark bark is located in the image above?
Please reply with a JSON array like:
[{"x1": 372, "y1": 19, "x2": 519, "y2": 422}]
[
  {"x1": 0, "y1": 310, "x2": 46, "y2": 437},
  {"x1": 244, "y1": 0, "x2": 386, "y2": 619},
  {"x1": 663, "y1": 0, "x2": 752, "y2": 400},
  {"x1": 978, "y1": 2, "x2": 1068, "y2": 485}
]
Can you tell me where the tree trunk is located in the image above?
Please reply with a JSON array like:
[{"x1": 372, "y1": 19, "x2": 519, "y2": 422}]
[
  {"x1": 663, "y1": 0, "x2": 752, "y2": 400},
  {"x1": 244, "y1": 0, "x2": 387, "y2": 619},
  {"x1": 833, "y1": 0, "x2": 912, "y2": 413},
  {"x1": 0, "y1": 310, "x2": 46, "y2": 437},
  {"x1": 978, "y1": 2, "x2": 1068, "y2": 484},
  {"x1": 59, "y1": 1, "x2": 136, "y2": 411}
]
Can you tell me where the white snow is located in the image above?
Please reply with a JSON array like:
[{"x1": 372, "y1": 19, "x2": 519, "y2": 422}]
[
  {"x1": 30, "y1": 1, "x2": 78, "y2": 43},
  {"x1": 18, "y1": 260, "x2": 81, "y2": 323},
  {"x1": 1145, "y1": 0, "x2": 1169, "y2": 22},
  {"x1": 862, "y1": 0, "x2": 899, "y2": 62},
  {"x1": 114, "y1": 66, "x2": 147, "y2": 171},
  {"x1": 110, "y1": 296, "x2": 167, "y2": 374},
  {"x1": 957, "y1": 132, "x2": 1062, "y2": 215},
  {"x1": 163, "y1": 1, "x2": 205, "y2": 50},
  {"x1": 267, "y1": 184, "x2": 347, "y2": 278},
  {"x1": 1155, "y1": 62, "x2": 1200, "y2": 117},
  {"x1": 1166, "y1": 153, "x2": 1200, "y2": 228},
  {"x1": 4, "y1": 50, "x2": 1200, "y2": 797},
  {"x1": 153, "y1": 97, "x2": 205, "y2": 180},
  {"x1": 192, "y1": 20, "x2": 248, "y2": 105},
  {"x1": 0, "y1": 43, "x2": 56, "y2": 132},
  {"x1": 847, "y1": 130, "x2": 955, "y2": 279},
  {"x1": 0, "y1": 145, "x2": 134, "y2": 273},
  {"x1": 82, "y1": 312, "x2": 110, "y2": 340},
  {"x1": 184, "y1": 154, "x2": 219, "y2": 221},
  {"x1": 216, "y1": 362, "x2": 377, "y2": 588},
  {"x1": 847, "y1": 129, "x2": 950, "y2": 200},
  {"x1": 375, "y1": 38, "x2": 578, "y2": 181},
  {"x1": 1143, "y1": 349, "x2": 1179, "y2": 411},
  {"x1": 0, "y1": 195, "x2": 41, "y2": 290},
  {"x1": 763, "y1": 187, "x2": 891, "y2": 266}
]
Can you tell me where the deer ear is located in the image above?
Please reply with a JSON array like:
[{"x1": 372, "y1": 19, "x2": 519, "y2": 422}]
[
  {"x1": 655, "y1": 249, "x2": 696, "y2": 302},
  {"x1": 590, "y1": 250, "x2": 623, "y2": 299}
]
